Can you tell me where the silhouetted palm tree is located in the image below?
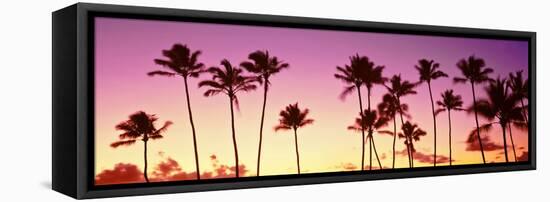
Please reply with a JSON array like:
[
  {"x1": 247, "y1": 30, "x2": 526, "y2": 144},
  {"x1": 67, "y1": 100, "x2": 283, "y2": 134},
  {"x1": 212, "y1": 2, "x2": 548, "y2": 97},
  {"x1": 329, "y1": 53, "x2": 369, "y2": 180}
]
[
  {"x1": 148, "y1": 44, "x2": 205, "y2": 179},
  {"x1": 436, "y1": 90, "x2": 463, "y2": 166},
  {"x1": 348, "y1": 109, "x2": 389, "y2": 170},
  {"x1": 469, "y1": 77, "x2": 524, "y2": 162},
  {"x1": 453, "y1": 55, "x2": 493, "y2": 164},
  {"x1": 398, "y1": 121, "x2": 427, "y2": 168},
  {"x1": 507, "y1": 70, "x2": 529, "y2": 124},
  {"x1": 415, "y1": 59, "x2": 448, "y2": 166},
  {"x1": 334, "y1": 54, "x2": 370, "y2": 170},
  {"x1": 199, "y1": 59, "x2": 257, "y2": 177},
  {"x1": 378, "y1": 93, "x2": 410, "y2": 169},
  {"x1": 241, "y1": 50, "x2": 289, "y2": 176},
  {"x1": 385, "y1": 74, "x2": 418, "y2": 167},
  {"x1": 111, "y1": 111, "x2": 172, "y2": 183},
  {"x1": 274, "y1": 103, "x2": 314, "y2": 174}
]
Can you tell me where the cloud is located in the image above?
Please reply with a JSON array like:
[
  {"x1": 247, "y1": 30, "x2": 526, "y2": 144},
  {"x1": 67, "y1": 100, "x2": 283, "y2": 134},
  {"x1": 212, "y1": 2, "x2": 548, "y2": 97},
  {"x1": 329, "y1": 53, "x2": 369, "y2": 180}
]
[
  {"x1": 465, "y1": 132, "x2": 504, "y2": 152},
  {"x1": 96, "y1": 153, "x2": 250, "y2": 185},
  {"x1": 95, "y1": 163, "x2": 144, "y2": 185},
  {"x1": 517, "y1": 151, "x2": 529, "y2": 161},
  {"x1": 396, "y1": 149, "x2": 453, "y2": 164},
  {"x1": 334, "y1": 162, "x2": 388, "y2": 171}
]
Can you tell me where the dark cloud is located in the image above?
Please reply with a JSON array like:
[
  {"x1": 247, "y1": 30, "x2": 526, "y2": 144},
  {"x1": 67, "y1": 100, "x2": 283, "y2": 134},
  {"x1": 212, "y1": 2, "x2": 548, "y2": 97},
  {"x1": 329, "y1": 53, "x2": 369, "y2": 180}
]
[
  {"x1": 465, "y1": 132, "x2": 504, "y2": 152},
  {"x1": 95, "y1": 163, "x2": 144, "y2": 185},
  {"x1": 517, "y1": 151, "x2": 529, "y2": 161},
  {"x1": 396, "y1": 149, "x2": 453, "y2": 164},
  {"x1": 95, "y1": 154, "x2": 249, "y2": 185}
]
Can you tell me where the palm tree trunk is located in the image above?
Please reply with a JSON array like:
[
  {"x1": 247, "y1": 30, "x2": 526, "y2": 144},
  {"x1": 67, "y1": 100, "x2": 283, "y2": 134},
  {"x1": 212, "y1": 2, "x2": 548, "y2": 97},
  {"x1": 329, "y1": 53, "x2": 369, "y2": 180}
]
[
  {"x1": 471, "y1": 82, "x2": 486, "y2": 164},
  {"x1": 370, "y1": 132, "x2": 383, "y2": 169},
  {"x1": 369, "y1": 132, "x2": 372, "y2": 170},
  {"x1": 293, "y1": 129, "x2": 301, "y2": 174},
  {"x1": 508, "y1": 123, "x2": 517, "y2": 162},
  {"x1": 143, "y1": 140, "x2": 149, "y2": 183},
  {"x1": 356, "y1": 85, "x2": 365, "y2": 171},
  {"x1": 500, "y1": 123, "x2": 509, "y2": 163},
  {"x1": 410, "y1": 142, "x2": 415, "y2": 168},
  {"x1": 183, "y1": 77, "x2": 201, "y2": 180},
  {"x1": 229, "y1": 96, "x2": 240, "y2": 177},
  {"x1": 397, "y1": 97, "x2": 412, "y2": 168},
  {"x1": 427, "y1": 82, "x2": 437, "y2": 167},
  {"x1": 520, "y1": 99, "x2": 528, "y2": 124},
  {"x1": 392, "y1": 116, "x2": 397, "y2": 169},
  {"x1": 256, "y1": 80, "x2": 269, "y2": 176},
  {"x1": 447, "y1": 110, "x2": 452, "y2": 166},
  {"x1": 367, "y1": 87, "x2": 372, "y2": 170}
]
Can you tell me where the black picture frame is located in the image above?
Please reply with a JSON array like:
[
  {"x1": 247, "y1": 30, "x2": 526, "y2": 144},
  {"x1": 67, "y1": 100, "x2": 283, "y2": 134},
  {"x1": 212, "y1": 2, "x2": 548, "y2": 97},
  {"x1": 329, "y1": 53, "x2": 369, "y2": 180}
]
[{"x1": 52, "y1": 3, "x2": 536, "y2": 199}]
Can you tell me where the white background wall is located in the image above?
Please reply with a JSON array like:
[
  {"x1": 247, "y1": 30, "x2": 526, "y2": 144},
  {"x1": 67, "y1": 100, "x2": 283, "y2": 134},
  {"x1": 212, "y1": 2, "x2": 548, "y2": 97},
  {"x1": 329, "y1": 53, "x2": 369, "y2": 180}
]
[{"x1": 0, "y1": 0, "x2": 546, "y2": 201}]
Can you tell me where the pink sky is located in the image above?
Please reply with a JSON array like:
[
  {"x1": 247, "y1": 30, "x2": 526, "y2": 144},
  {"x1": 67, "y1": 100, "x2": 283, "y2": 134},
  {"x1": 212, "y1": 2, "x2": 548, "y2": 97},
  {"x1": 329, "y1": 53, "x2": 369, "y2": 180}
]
[{"x1": 94, "y1": 17, "x2": 529, "y2": 181}]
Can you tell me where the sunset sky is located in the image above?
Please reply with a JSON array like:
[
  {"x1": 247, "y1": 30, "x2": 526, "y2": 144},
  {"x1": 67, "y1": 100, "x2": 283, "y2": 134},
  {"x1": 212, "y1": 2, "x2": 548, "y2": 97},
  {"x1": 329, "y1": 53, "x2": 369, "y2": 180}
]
[{"x1": 94, "y1": 17, "x2": 529, "y2": 185}]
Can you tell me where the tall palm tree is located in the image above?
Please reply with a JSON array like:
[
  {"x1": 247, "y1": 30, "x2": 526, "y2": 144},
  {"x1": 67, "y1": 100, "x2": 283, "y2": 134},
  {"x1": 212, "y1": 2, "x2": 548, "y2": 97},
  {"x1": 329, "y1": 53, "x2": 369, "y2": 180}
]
[
  {"x1": 415, "y1": 59, "x2": 448, "y2": 166},
  {"x1": 469, "y1": 77, "x2": 524, "y2": 163},
  {"x1": 378, "y1": 93, "x2": 410, "y2": 169},
  {"x1": 436, "y1": 90, "x2": 463, "y2": 166},
  {"x1": 507, "y1": 70, "x2": 529, "y2": 124},
  {"x1": 398, "y1": 121, "x2": 427, "y2": 168},
  {"x1": 334, "y1": 54, "x2": 370, "y2": 170},
  {"x1": 148, "y1": 44, "x2": 205, "y2": 179},
  {"x1": 111, "y1": 111, "x2": 172, "y2": 183},
  {"x1": 453, "y1": 55, "x2": 494, "y2": 164},
  {"x1": 385, "y1": 74, "x2": 418, "y2": 167},
  {"x1": 348, "y1": 109, "x2": 389, "y2": 170},
  {"x1": 241, "y1": 50, "x2": 289, "y2": 176},
  {"x1": 199, "y1": 59, "x2": 257, "y2": 177},
  {"x1": 274, "y1": 103, "x2": 314, "y2": 174}
]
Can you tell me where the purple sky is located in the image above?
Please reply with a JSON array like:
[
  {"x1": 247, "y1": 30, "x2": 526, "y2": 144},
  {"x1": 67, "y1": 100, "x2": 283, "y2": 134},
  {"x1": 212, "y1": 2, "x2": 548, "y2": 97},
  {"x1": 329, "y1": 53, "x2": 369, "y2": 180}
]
[{"x1": 95, "y1": 17, "x2": 529, "y2": 178}]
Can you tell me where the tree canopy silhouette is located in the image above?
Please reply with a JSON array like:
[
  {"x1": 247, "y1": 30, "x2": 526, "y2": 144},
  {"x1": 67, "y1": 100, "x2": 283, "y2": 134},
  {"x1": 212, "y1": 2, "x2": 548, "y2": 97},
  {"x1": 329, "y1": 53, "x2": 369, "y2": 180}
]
[
  {"x1": 199, "y1": 59, "x2": 257, "y2": 177},
  {"x1": 241, "y1": 50, "x2": 289, "y2": 176},
  {"x1": 274, "y1": 103, "x2": 314, "y2": 174},
  {"x1": 111, "y1": 111, "x2": 172, "y2": 183}
]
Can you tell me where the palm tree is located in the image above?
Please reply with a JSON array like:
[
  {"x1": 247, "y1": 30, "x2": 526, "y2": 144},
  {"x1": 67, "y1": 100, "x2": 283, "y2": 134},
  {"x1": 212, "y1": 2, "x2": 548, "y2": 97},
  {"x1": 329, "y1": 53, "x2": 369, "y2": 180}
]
[
  {"x1": 241, "y1": 50, "x2": 289, "y2": 176},
  {"x1": 415, "y1": 59, "x2": 448, "y2": 166},
  {"x1": 469, "y1": 77, "x2": 524, "y2": 162},
  {"x1": 348, "y1": 109, "x2": 389, "y2": 170},
  {"x1": 199, "y1": 59, "x2": 257, "y2": 177},
  {"x1": 453, "y1": 55, "x2": 494, "y2": 164},
  {"x1": 507, "y1": 70, "x2": 529, "y2": 124},
  {"x1": 385, "y1": 74, "x2": 418, "y2": 167},
  {"x1": 398, "y1": 121, "x2": 427, "y2": 168},
  {"x1": 111, "y1": 111, "x2": 172, "y2": 183},
  {"x1": 148, "y1": 44, "x2": 205, "y2": 179},
  {"x1": 378, "y1": 93, "x2": 410, "y2": 169},
  {"x1": 274, "y1": 103, "x2": 314, "y2": 174},
  {"x1": 436, "y1": 90, "x2": 463, "y2": 166},
  {"x1": 334, "y1": 54, "x2": 370, "y2": 170}
]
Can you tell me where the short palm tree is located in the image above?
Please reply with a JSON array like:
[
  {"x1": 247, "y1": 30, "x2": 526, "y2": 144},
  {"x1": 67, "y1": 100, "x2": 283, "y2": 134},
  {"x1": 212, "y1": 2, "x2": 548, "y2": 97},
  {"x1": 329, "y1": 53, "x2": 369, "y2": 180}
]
[
  {"x1": 378, "y1": 93, "x2": 410, "y2": 169},
  {"x1": 347, "y1": 109, "x2": 389, "y2": 170},
  {"x1": 469, "y1": 77, "x2": 524, "y2": 162},
  {"x1": 415, "y1": 59, "x2": 448, "y2": 166},
  {"x1": 453, "y1": 55, "x2": 494, "y2": 164},
  {"x1": 436, "y1": 89, "x2": 463, "y2": 166},
  {"x1": 385, "y1": 74, "x2": 418, "y2": 167},
  {"x1": 241, "y1": 50, "x2": 289, "y2": 176},
  {"x1": 334, "y1": 54, "x2": 370, "y2": 170},
  {"x1": 199, "y1": 59, "x2": 257, "y2": 177},
  {"x1": 148, "y1": 44, "x2": 205, "y2": 179},
  {"x1": 111, "y1": 111, "x2": 172, "y2": 183},
  {"x1": 398, "y1": 121, "x2": 427, "y2": 168},
  {"x1": 274, "y1": 103, "x2": 314, "y2": 174},
  {"x1": 507, "y1": 70, "x2": 529, "y2": 123}
]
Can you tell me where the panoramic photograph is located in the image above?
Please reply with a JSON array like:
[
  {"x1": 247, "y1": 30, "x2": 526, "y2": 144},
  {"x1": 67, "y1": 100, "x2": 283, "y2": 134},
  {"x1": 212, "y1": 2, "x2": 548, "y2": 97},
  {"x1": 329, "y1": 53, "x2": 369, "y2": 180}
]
[{"x1": 93, "y1": 17, "x2": 530, "y2": 185}]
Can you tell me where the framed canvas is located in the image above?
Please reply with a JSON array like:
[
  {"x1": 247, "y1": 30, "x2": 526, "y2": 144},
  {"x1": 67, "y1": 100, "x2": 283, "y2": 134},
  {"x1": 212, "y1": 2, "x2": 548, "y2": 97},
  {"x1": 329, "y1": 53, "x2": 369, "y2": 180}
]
[{"x1": 52, "y1": 3, "x2": 536, "y2": 199}]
